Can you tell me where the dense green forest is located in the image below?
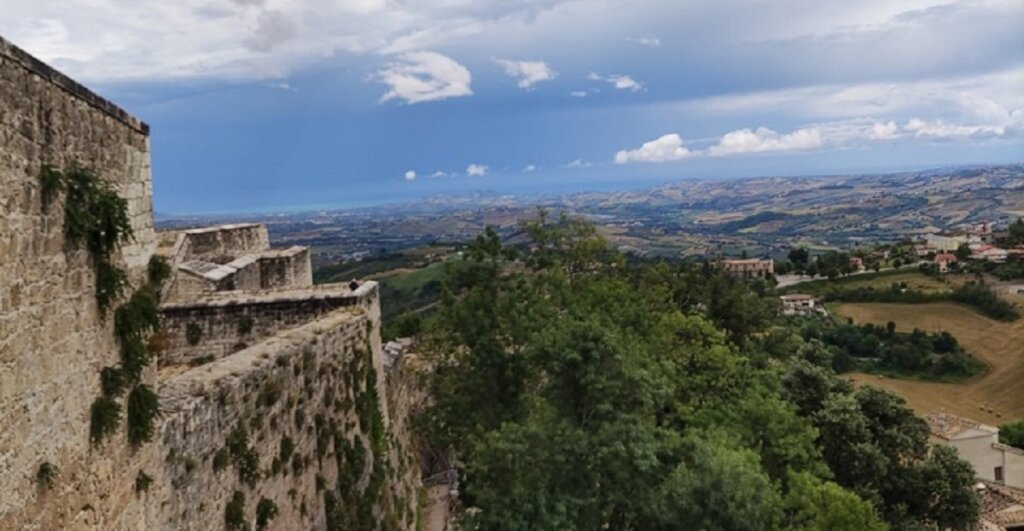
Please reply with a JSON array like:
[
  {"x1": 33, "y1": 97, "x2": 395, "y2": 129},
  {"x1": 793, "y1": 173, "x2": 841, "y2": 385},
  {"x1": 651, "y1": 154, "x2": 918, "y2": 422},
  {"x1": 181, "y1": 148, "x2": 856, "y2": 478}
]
[{"x1": 417, "y1": 215, "x2": 979, "y2": 531}]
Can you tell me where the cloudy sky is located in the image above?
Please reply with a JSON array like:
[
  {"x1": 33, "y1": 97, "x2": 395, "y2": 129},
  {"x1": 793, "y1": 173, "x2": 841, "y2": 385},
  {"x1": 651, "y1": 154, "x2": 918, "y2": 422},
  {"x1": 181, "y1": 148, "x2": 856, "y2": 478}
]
[{"x1": 3, "y1": 0, "x2": 1022, "y2": 213}]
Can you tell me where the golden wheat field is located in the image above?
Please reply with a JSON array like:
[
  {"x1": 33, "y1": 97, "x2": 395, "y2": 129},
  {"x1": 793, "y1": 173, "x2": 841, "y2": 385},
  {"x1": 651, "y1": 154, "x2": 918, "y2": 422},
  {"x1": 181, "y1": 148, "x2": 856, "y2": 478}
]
[{"x1": 840, "y1": 302, "x2": 1024, "y2": 425}]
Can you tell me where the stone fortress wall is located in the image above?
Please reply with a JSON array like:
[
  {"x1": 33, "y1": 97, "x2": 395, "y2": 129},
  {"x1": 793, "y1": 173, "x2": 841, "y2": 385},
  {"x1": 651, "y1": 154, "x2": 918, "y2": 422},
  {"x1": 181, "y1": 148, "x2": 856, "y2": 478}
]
[
  {"x1": 0, "y1": 34, "x2": 157, "y2": 528},
  {"x1": 0, "y1": 36, "x2": 419, "y2": 530},
  {"x1": 158, "y1": 283, "x2": 374, "y2": 367}
]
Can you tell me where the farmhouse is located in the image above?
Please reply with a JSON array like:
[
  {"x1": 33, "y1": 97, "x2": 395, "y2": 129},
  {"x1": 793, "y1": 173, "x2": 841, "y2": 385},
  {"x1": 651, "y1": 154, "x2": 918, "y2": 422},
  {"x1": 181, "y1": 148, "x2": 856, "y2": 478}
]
[
  {"x1": 779, "y1": 294, "x2": 823, "y2": 316},
  {"x1": 720, "y1": 258, "x2": 774, "y2": 278},
  {"x1": 935, "y1": 253, "x2": 958, "y2": 273},
  {"x1": 926, "y1": 411, "x2": 1024, "y2": 490}
]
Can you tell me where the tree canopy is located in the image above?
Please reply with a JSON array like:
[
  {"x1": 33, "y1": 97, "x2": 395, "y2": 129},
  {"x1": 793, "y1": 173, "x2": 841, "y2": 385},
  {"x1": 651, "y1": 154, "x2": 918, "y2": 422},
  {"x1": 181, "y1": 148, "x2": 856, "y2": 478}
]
[{"x1": 421, "y1": 215, "x2": 979, "y2": 531}]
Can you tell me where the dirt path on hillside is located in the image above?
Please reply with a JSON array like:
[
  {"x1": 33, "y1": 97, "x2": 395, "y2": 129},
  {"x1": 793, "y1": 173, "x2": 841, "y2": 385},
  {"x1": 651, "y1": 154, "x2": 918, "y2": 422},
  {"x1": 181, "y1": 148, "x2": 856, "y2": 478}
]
[{"x1": 840, "y1": 302, "x2": 1024, "y2": 425}]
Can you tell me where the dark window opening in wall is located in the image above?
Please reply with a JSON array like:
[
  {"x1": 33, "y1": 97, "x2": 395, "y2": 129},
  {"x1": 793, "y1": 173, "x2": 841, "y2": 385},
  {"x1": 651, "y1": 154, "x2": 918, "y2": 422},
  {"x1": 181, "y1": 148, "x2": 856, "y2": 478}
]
[{"x1": 995, "y1": 466, "x2": 1004, "y2": 482}]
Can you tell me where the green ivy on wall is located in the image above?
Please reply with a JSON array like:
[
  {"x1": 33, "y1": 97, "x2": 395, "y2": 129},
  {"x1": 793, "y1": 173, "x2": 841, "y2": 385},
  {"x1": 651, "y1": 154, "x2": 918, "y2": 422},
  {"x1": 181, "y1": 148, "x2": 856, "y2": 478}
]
[{"x1": 40, "y1": 164, "x2": 165, "y2": 449}]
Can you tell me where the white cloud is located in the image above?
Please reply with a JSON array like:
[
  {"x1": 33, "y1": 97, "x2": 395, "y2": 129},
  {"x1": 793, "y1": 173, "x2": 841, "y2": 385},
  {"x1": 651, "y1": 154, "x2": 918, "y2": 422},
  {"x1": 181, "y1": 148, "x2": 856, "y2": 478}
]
[
  {"x1": 524, "y1": 164, "x2": 537, "y2": 172},
  {"x1": 565, "y1": 159, "x2": 592, "y2": 168},
  {"x1": 244, "y1": 10, "x2": 297, "y2": 52},
  {"x1": 809, "y1": 118, "x2": 901, "y2": 144},
  {"x1": 614, "y1": 115, "x2": 1011, "y2": 162},
  {"x1": 904, "y1": 118, "x2": 1004, "y2": 138},
  {"x1": 628, "y1": 36, "x2": 661, "y2": 47},
  {"x1": 615, "y1": 133, "x2": 694, "y2": 163},
  {"x1": 701, "y1": 117, "x2": 1003, "y2": 156},
  {"x1": 429, "y1": 170, "x2": 447, "y2": 178},
  {"x1": 588, "y1": 73, "x2": 643, "y2": 92},
  {"x1": 569, "y1": 90, "x2": 587, "y2": 98},
  {"x1": 607, "y1": 75, "x2": 643, "y2": 91},
  {"x1": 404, "y1": 170, "x2": 417, "y2": 180},
  {"x1": 708, "y1": 127, "x2": 824, "y2": 156},
  {"x1": 376, "y1": 51, "x2": 473, "y2": 104},
  {"x1": 676, "y1": 68, "x2": 1024, "y2": 130},
  {"x1": 496, "y1": 59, "x2": 556, "y2": 89},
  {"x1": 4, "y1": 0, "x2": 1019, "y2": 91},
  {"x1": 466, "y1": 163, "x2": 488, "y2": 176},
  {"x1": 871, "y1": 120, "x2": 899, "y2": 139}
]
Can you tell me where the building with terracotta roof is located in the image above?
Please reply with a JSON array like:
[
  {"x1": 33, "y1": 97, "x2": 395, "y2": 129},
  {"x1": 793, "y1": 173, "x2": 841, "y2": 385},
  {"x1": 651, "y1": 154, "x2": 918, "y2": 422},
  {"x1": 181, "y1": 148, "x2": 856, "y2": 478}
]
[
  {"x1": 976, "y1": 482, "x2": 1024, "y2": 531},
  {"x1": 935, "y1": 253, "x2": 958, "y2": 273},
  {"x1": 926, "y1": 411, "x2": 1024, "y2": 489}
]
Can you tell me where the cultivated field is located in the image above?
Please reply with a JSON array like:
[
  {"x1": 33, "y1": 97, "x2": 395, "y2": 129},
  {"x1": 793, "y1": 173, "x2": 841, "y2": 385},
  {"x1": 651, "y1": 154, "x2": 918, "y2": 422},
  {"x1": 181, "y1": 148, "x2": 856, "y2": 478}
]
[{"x1": 840, "y1": 302, "x2": 1024, "y2": 425}]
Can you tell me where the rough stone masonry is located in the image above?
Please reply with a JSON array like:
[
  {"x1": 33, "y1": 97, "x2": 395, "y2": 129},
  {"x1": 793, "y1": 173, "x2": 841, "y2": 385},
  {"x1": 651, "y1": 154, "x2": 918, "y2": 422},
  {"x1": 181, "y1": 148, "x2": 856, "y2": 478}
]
[{"x1": 0, "y1": 35, "x2": 420, "y2": 530}]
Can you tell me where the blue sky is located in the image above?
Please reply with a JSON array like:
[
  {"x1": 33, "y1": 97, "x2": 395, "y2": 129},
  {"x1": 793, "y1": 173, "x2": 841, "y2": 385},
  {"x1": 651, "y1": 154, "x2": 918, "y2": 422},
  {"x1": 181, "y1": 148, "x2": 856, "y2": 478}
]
[{"x1": 3, "y1": 0, "x2": 1023, "y2": 214}]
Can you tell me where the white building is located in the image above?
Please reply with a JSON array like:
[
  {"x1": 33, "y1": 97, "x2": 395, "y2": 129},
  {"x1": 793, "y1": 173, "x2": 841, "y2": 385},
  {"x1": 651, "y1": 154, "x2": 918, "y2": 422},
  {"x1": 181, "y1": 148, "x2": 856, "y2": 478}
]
[
  {"x1": 779, "y1": 294, "x2": 823, "y2": 316},
  {"x1": 925, "y1": 234, "x2": 968, "y2": 252},
  {"x1": 926, "y1": 411, "x2": 1024, "y2": 489}
]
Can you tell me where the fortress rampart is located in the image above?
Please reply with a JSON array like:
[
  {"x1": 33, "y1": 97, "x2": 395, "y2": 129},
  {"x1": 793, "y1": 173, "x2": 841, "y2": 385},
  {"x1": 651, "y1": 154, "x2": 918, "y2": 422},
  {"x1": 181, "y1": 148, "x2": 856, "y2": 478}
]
[
  {"x1": 1, "y1": 33, "x2": 156, "y2": 527},
  {"x1": 158, "y1": 283, "x2": 376, "y2": 367},
  {"x1": 0, "y1": 36, "x2": 418, "y2": 529}
]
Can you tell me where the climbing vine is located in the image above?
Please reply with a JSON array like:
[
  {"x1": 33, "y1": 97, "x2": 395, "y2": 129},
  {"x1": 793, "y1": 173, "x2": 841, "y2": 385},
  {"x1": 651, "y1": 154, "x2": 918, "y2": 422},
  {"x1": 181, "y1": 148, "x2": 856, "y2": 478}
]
[
  {"x1": 325, "y1": 342, "x2": 391, "y2": 530},
  {"x1": 126, "y1": 383, "x2": 160, "y2": 446},
  {"x1": 89, "y1": 396, "x2": 121, "y2": 444},
  {"x1": 39, "y1": 164, "x2": 133, "y2": 312},
  {"x1": 40, "y1": 164, "x2": 166, "y2": 449}
]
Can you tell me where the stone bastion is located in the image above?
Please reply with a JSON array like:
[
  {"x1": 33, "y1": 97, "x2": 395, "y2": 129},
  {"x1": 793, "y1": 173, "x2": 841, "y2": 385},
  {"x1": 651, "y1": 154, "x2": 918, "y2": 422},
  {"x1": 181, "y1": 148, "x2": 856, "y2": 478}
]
[{"x1": 0, "y1": 35, "x2": 419, "y2": 529}]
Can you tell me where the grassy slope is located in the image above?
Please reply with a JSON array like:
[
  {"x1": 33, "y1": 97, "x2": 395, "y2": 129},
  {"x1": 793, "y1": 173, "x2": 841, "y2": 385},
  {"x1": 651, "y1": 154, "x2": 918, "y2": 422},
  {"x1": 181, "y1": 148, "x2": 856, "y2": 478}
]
[
  {"x1": 840, "y1": 302, "x2": 1024, "y2": 426},
  {"x1": 780, "y1": 269, "x2": 949, "y2": 296}
]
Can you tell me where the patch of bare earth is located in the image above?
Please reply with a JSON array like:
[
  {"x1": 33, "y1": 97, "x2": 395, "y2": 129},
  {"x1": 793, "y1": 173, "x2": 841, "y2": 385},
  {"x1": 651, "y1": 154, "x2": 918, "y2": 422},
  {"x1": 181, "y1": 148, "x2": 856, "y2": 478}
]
[{"x1": 840, "y1": 302, "x2": 1024, "y2": 425}]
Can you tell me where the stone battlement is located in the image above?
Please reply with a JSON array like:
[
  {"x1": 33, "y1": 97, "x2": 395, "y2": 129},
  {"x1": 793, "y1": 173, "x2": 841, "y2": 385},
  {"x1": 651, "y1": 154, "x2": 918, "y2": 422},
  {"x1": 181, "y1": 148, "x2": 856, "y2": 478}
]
[
  {"x1": 0, "y1": 35, "x2": 148, "y2": 135},
  {"x1": 159, "y1": 281, "x2": 378, "y2": 367},
  {"x1": 159, "y1": 223, "x2": 314, "y2": 300}
]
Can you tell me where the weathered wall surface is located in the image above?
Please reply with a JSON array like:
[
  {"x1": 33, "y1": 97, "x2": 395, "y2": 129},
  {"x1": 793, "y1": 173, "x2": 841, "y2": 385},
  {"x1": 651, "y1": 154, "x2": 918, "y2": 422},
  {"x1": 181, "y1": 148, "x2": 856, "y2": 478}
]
[
  {"x1": 259, "y1": 247, "x2": 312, "y2": 290},
  {"x1": 169, "y1": 224, "x2": 270, "y2": 264},
  {"x1": 0, "y1": 36, "x2": 157, "y2": 528},
  {"x1": 129, "y1": 304, "x2": 417, "y2": 530},
  {"x1": 159, "y1": 284, "x2": 375, "y2": 367}
]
